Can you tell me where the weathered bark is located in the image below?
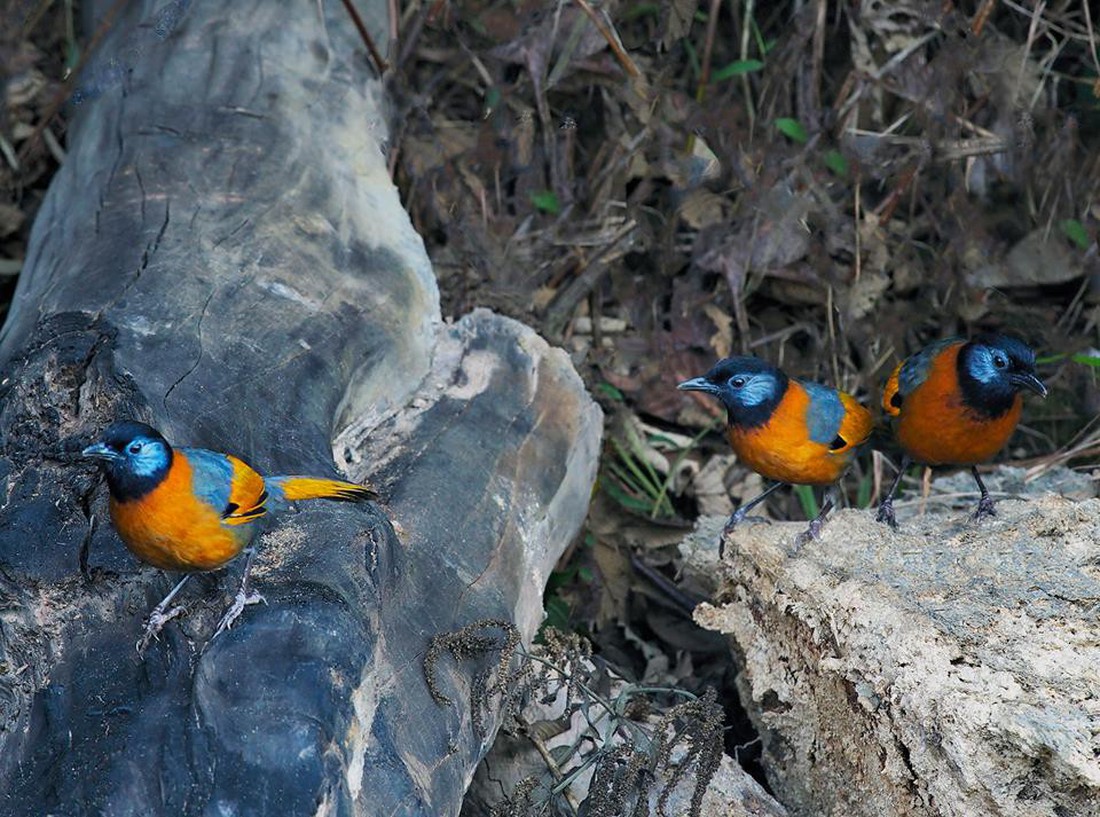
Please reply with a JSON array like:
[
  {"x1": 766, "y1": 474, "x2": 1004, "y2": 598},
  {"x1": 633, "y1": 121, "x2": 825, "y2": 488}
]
[
  {"x1": 0, "y1": 1, "x2": 602, "y2": 814},
  {"x1": 686, "y1": 470, "x2": 1100, "y2": 817}
]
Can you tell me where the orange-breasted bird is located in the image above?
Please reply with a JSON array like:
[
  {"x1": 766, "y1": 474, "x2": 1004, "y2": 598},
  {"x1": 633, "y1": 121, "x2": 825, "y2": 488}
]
[
  {"x1": 83, "y1": 420, "x2": 376, "y2": 649},
  {"x1": 679, "y1": 357, "x2": 873, "y2": 555},
  {"x1": 875, "y1": 333, "x2": 1047, "y2": 528}
]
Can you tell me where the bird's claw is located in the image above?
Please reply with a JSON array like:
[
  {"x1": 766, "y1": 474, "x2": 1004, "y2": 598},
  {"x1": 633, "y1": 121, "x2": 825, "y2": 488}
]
[
  {"x1": 722, "y1": 513, "x2": 770, "y2": 537},
  {"x1": 722, "y1": 509, "x2": 746, "y2": 538},
  {"x1": 875, "y1": 499, "x2": 899, "y2": 530},
  {"x1": 794, "y1": 518, "x2": 825, "y2": 550},
  {"x1": 212, "y1": 588, "x2": 266, "y2": 639},
  {"x1": 719, "y1": 513, "x2": 771, "y2": 559},
  {"x1": 973, "y1": 495, "x2": 997, "y2": 522},
  {"x1": 137, "y1": 603, "x2": 186, "y2": 653}
]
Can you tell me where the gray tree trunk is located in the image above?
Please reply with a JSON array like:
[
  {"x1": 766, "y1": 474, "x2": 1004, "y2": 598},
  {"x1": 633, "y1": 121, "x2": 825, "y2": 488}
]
[{"x1": 0, "y1": 1, "x2": 602, "y2": 814}]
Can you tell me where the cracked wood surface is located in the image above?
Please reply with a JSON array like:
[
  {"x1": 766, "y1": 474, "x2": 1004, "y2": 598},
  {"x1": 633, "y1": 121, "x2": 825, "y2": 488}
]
[{"x1": 0, "y1": 2, "x2": 602, "y2": 814}]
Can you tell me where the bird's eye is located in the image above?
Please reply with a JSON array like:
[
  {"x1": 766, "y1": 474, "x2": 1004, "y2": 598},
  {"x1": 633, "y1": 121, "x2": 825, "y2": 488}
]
[
  {"x1": 731, "y1": 377, "x2": 746, "y2": 388},
  {"x1": 129, "y1": 442, "x2": 143, "y2": 454},
  {"x1": 993, "y1": 355, "x2": 1007, "y2": 369}
]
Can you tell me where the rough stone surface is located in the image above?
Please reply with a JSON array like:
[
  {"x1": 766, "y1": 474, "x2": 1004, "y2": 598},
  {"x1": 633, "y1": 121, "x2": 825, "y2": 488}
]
[{"x1": 685, "y1": 474, "x2": 1100, "y2": 817}]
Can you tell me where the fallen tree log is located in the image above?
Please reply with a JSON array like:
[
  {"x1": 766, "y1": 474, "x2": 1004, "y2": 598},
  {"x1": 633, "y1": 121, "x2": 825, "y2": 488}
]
[
  {"x1": 687, "y1": 470, "x2": 1100, "y2": 817},
  {"x1": 0, "y1": 1, "x2": 601, "y2": 814}
]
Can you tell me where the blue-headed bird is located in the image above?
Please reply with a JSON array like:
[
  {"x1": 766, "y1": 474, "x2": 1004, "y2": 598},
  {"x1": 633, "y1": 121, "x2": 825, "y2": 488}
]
[
  {"x1": 83, "y1": 420, "x2": 375, "y2": 649},
  {"x1": 876, "y1": 333, "x2": 1046, "y2": 528},
  {"x1": 679, "y1": 357, "x2": 873, "y2": 556}
]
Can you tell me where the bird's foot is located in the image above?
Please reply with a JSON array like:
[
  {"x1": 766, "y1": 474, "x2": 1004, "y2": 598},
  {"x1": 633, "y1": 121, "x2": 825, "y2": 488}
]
[
  {"x1": 722, "y1": 508, "x2": 745, "y2": 539},
  {"x1": 719, "y1": 513, "x2": 771, "y2": 559},
  {"x1": 794, "y1": 517, "x2": 826, "y2": 550},
  {"x1": 137, "y1": 603, "x2": 187, "y2": 654},
  {"x1": 875, "y1": 499, "x2": 898, "y2": 530},
  {"x1": 973, "y1": 494, "x2": 997, "y2": 522},
  {"x1": 212, "y1": 587, "x2": 266, "y2": 639},
  {"x1": 721, "y1": 513, "x2": 770, "y2": 537}
]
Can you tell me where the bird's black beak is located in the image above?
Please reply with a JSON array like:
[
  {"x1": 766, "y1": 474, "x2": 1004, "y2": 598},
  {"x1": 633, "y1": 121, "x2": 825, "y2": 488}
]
[
  {"x1": 1011, "y1": 372, "x2": 1048, "y2": 399},
  {"x1": 82, "y1": 442, "x2": 122, "y2": 461},
  {"x1": 677, "y1": 376, "x2": 719, "y2": 395}
]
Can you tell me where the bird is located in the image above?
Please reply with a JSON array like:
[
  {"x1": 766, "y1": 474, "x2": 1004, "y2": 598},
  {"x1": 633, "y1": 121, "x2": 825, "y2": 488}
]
[
  {"x1": 82, "y1": 420, "x2": 376, "y2": 650},
  {"x1": 875, "y1": 333, "x2": 1047, "y2": 528},
  {"x1": 678, "y1": 356, "x2": 873, "y2": 556}
]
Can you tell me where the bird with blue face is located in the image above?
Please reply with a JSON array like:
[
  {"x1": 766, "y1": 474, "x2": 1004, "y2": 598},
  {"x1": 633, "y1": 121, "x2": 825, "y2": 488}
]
[
  {"x1": 875, "y1": 333, "x2": 1047, "y2": 528},
  {"x1": 679, "y1": 356, "x2": 873, "y2": 555},
  {"x1": 83, "y1": 421, "x2": 376, "y2": 650}
]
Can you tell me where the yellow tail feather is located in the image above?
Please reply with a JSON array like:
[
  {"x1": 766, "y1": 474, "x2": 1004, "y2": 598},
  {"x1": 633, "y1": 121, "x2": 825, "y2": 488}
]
[{"x1": 273, "y1": 476, "x2": 377, "y2": 503}]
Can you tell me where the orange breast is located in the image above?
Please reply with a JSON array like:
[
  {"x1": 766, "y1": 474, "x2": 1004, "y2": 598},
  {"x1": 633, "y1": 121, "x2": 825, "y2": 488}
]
[
  {"x1": 728, "y1": 382, "x2": 870, "y2": 486},
  {"x1": 109, "y1": 454, "x2": 254, "y2": 571},
  {"x1": 895, "y1": 344, "x2": 1023, "y2": 465}
]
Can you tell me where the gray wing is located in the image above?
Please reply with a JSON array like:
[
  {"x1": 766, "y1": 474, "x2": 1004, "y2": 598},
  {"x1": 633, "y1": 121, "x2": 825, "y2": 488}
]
[
  {"x1": 798, "y1": 380, "x2": 845, "y2": 447},
  {"x1": 898, "y1": 337, "x2": 961, "y2": 397}
]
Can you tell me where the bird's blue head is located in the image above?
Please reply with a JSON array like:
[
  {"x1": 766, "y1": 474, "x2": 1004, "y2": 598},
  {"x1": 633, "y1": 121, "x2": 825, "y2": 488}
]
[
  {"x1": 958, "y1": 333, "x2": 1047, "y2": 417},
  {"x1": 677, "y1": 356, "x2": 789, "y2": 429},
  {"x1": 83, "y1": 421, "x2": 173, "y2": 501}
]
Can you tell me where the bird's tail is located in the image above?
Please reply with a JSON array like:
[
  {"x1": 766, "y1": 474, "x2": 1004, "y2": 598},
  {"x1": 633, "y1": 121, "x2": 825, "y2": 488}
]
[{"x1": 267, "y1": 476, "x2": 377, "y2": 503}]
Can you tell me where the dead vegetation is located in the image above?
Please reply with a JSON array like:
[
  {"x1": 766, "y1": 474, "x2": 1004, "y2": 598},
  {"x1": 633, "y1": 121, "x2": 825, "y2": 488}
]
[
  {"x1": 391, "y1": 0, "x2": 1100, "y2": 453},
  {"x1": 430, "y1": 623, "x2": 726, "y2": 816}
]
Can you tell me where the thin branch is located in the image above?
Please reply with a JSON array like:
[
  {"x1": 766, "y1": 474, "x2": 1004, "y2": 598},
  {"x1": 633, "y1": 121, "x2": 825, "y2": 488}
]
[
  {"x1": 571, "y1": 0, "x2": 640, "y2": 78},
  {"x1": 340, "y1": 0, "x2": 389, "y2": 75}
]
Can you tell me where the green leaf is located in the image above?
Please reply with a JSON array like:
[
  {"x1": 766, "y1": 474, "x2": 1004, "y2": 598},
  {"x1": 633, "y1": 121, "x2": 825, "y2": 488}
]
[
  {"x1": 1034, "y1": 353, "x2": 1066, "y2": 364},
  {"x1": 683, "y1": 39, "x2": 700, "y2": 81},
  {"x1": 793, "y1": 484, "x2": 818, "y2": 518},
  {"x1": 595, "y1": 382, "x2": 625, "y2": 401},
  {"x1": 609, "y1": 439, "x2": 661, "y2": 496},
  {"x1": 775, "y1": 118, "x2": 809, "y2": 143},
  {"x1": 623, "y1": 3, "x2": 660, "y2": 20},
  {"x1": 65, "y1": 42, "x2": 82, "y2": 72},
  {"x1": 543, "y1": 595, "x2": 571, "y2": 632},
  {"x1": 1059, "y1": 218, "x2": 1091, "y2": 250},
  {"x1": 713, "y1": 59, "x2": 764, "y2": 81},
  {"x1": 605, "y1": 460, "x2": 647, "y2": 497},
  {"x1": 483, "y1": 86, "x2": 501, "y2": 114},
  {"x1": 856, "y1": 473, "x2": 872, "y2": 509},
  {"x1": 546, "y1": 565, "x2": 578, "y2": 592},
  {"x1": 530, "y1": 190, "x2": 561, "y2": 214},
  {"x1": 602, "y1": 478, "x2": 656, "y2": 514},
  {"x1": 1071, "y1": 353, "x2": 1100, "y2": 368},
  {"x1": 824, "y1": 149, "x2": 849, "y2": 177}
]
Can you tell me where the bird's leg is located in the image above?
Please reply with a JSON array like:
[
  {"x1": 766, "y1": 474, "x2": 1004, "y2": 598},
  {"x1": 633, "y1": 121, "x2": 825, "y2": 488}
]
[
  {"x1": 971, "y1": 466, "x2": 997, "y2": 521},
  {"x1": 137, "y1": 575, "x2": 192, "y2": 653},
  {"x1": 720, "y1": 482, "x2": 786, "y2": 559},
  {"x1": 875, "y1": 456, "x2": 911, "y2": 530},
  {"x1": 795, "y1": 489, "x2": 835, "y2": 549},
  {"x1": 212, "y1": 547, "x2": 266, "y2": 638}
]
